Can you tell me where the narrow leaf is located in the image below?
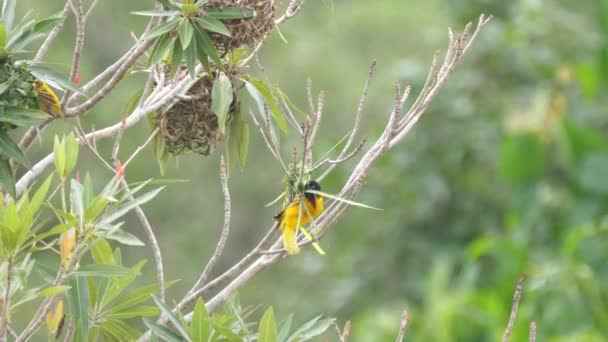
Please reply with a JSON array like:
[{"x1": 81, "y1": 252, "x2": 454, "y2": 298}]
[
  {"x1": 193, "y1": 17, "x2": 230, "y2": 36},
  {"x1": 39, "y1": 285, "x2": 71, "y2": 297},
  {"x1": 0, "y1": 158, "x2": 15, "y2": 198},
  {"x1": 211, "y1": 72, "x2": 233, "y2": 133},
  {"x1": 144, "y1": 320, "x2": 184, "y2": 342},
  {"x1": 190, "y1": 298, "x2": 211, "y2": 342},
  {"x1": 72, "y1": 264, "x2": 133, "y2": 278},
  {"x1": 206, "y1": 7, "x2": 255, "y2": 20},
  {"x1": 152, "y1": 295, "x2": 192, "y2": 341},
  {"x1": 178, "y1": 19, "x2": 194, "y2": 50},
  {"x1": 306, "y1": 190, "x2": 383, "y2": 210},
  {"x1": 258, "y1": 307, "x2": 278, "y2": 342},
  {"x1": 0, "y1": 130, "x2": 29, "y2": 167},
  {"x1": 29, "y1": 64, "x2": 81, "y2": 94}
]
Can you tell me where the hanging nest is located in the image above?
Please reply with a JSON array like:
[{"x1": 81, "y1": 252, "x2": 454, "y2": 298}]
[
  {"x1": 204, "y1": 0, "x2": 276, "y2": 51},
  {"x1": 156, "y1": 75, "x2": 219, "y2": 155},
  {"x1": 156, "y1": 72, "x2": 240, "y2": 156}
]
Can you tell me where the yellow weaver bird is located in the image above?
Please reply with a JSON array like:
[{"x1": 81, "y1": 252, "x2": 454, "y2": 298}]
[
  {"x1": 33, "y1": 80, "x2": 62, "y2": 117},
  {"x1": 274, "y1": 180, "x2": 324, "y2": 255}
]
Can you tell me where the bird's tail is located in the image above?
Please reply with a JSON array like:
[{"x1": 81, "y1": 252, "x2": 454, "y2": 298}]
[{"x1": 282, "y1": 226, "x2": 300, "y2": 255}]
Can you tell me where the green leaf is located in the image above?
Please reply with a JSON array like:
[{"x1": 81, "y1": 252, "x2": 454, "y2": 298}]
[
  {"x1": 0, "y1": 21, "x2": 7, "y2": 51},
  {"x1": 132, "y1": 10, "x2": 180, "y2": 17},
  {"x1": 30, "y1": 174, "x2": 52, "y2": 214},
  {"x1": 91, "y1": 238, "x2": 115, "y2": 265},
  {"x1": 144, "y1": 320, "x2": 184, "y2": 342},
  {"x1": 110, "y1": 280, "x2": 179, "y2": 313},
  {"x1": 227, "y1": 113, "x2": 249, "y2": 171},
  {"x1": 243, "y1": 79, "x2": 288, "y2": 133},
  {"x1": 39, "y1": 285, "x2": 71, "y2": 297},
  {"x1": 305, "y1": 190, "x2": 382, "y2": 211},
  {"x1": 102, "y1": 319, "x2": 142, "y2": 341},
  {"x1": 0, "y1": 130, "x2": 28, "y2": 168},
  {"x1": 149, "y1": 33, "x2": 174, "y2": 65},
  {"x1": 178, "y1": 19, "x2": 194, "y2": 50},
  {"x1": 206, "y1": 7, "x2": 255, "y2": 20},
  {"x1": 121, "y1": 87, "x2": 144, "y2": 120},
  {"x1": 299, "y1": 226, "x2": 325, "y2": 255},
  {"x1": 68, "y1": 276, "x2": 90, "y2": 342},
  {"x1": 152, "y1": 295, "x2": 192, "y2": 341},
  {"x1": 96, "y1": 228, "x2": 145, "y2": 246},
  {"x1": 190, "y1": 298, "x2": 211, "y2": 342},
  {"x1": 65, "y1": 132, "x2": 79, "y2": 178},
  {"x1": 54, "y1": 135, "x2": 66, "y2": 178},
  {"x1": 170, "y1": 38, "x2": 184, "y2": 76},
  {"x1": 29, "y1": 64, "x2": 82, "y2": 94},
  {"x1": 181, "y1": 4, "x2": 201, "y2": 15},
  {"x1": 1, "y1": 0, "x2": 15, "y2": 32},
  {"x1": 83, "y1": 172, "x2": 94, "y2": 207},
  {"x1": 193, "y1": 23, "x2": 221, "y2": 65},
  {"x1": 0, "y1": 158, "x2": 15, "y2": 198},
  {"x1": 107, "y1": 305, "x2": 160, "y2": 319},
  {"x1": 72, "y1": 264, "x2": 134, "y2": 278},
  {"x1": 33, "y1": 11, "x2": 64, "y2": 33},
  {"x1": 0, "y1": 106, "x2": 47, "y2": 127},
  {"x1": 184, "y1": 35, "x2": 197, "y2": 78},
  {"x1": 277, "y1": 314, "x2": 293, "y2": 342},
  {"x1": 295, "y1": 318, "x2": 335, "y2": 340},
  {"x1": 258, "y1": 307, "x2": 278, "y2": 342},
  {"x1": 193, "y1": 17, "x2": 230, "y2": 36},
  {"x1": 99, "y1": 187, "x2": 165, "y2": 226},
  {"x1": 286, "y1": 315, "x2": 321, "y2": 342},
  {"x1": 211, "y1": 72, "x2": 233, "y2": 133},
  {"x1": 145, "y1": 19, "x2": 179, "y2": 39},
  {"x1": 71, "y1": 179, "x2": 84, "y2": 228}
]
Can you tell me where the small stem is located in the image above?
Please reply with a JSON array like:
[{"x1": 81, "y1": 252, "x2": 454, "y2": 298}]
[{"x1": 0, "y1": 256, "x2": 14, "y2": 341}]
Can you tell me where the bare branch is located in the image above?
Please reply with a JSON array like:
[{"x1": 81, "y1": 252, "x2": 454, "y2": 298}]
[
  {"x1": 503, "y1": 275, "x2": 526, "y2": 342},
  {"x1": 15, "y1": 67, "x2": 199, "y2": 197},
  {"x1": 334, "y1": 320, "x2": 351, "y2": 342},
  {"x1": 318, "y1": 60, "x2": 375, "y2": 181},
  {"x1": 275, "y1": 0, "x2": 306, "y2": 24},
  {"x1": 395, "y1": 311, "x2": 410, "y2": 342},
  {"x1": 122, "y1": 179, "x2": 166, "y2": 302},
  {"x1": 529, "y1": 321, "x2": 536, "y2": 342},
  {"x1": 62, "y1": 0, "x2": 86, "y2": 106},
  {"x1": 0, "y1": 257, "x2": 14, "y2": 341},
  {"x1": 185, "y1": 157, "x2": 232, "y2": 296},
  {"x1": 34, "y1": 2, "x2": 71, "y2": 62}
]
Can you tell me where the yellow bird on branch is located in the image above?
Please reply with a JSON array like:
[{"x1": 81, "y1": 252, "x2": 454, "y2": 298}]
[
  {"x1": 33, "y1": 80, "x2": 63, "y2": 117},
  {"x1": 274, "y1": 180, "x2": 324, "y2": 254}
]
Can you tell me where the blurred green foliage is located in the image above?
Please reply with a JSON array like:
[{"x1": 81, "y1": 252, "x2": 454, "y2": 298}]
[{"x1": 12, "y1": 0, "x2": 608, "y2": 340}]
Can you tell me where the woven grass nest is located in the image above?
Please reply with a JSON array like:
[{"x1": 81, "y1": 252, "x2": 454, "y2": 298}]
[
  {"x1": 157, "y1": 75, "x2": 219, "y2": 156},
  {"x1": 205, "y1": 0, "x2": 276, "y2": 51}
]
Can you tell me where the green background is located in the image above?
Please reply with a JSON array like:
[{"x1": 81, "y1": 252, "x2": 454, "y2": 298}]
[{"x1": 14, "y1": 0, "x2": 608, "y2": 340}]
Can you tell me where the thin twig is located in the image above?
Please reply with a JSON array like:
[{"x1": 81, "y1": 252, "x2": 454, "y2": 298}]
[
  {"x1": 395, "y1": 311, "x2": 410, "y2": 342},
  {"x1": 503, "y1": 275, "x2": 526, "y2": 342},
  {"x1": 122, "y1": 128, "x2": 159, "y2": 169},
  {"x1": 186, "y1": 157, "x2": 232, "y2": 295},
  {"x1": 34, "y1": 1, "x2": 71, "y2": 62},
  {"x1": 334, "y1": 320, "x2": 351, "y2": 342},
  {"x1": 529, "y1": 321, "x2": 536, "y2": 342},
  {"x1": 62, "y1": 0, "x2": 86, "y2": 106},
  {"x1": 122, "y1": 179, "x2": 166, "y2": 302},
  {"x1": 275, "y1": 0, "x2": 306, "y2": 24},
  {"x1": 0, "y1": 257, "x2": 13, "y2": 341},
  {"x1": 318, "y1": 61, "x2": 375, "y2": 181}
]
